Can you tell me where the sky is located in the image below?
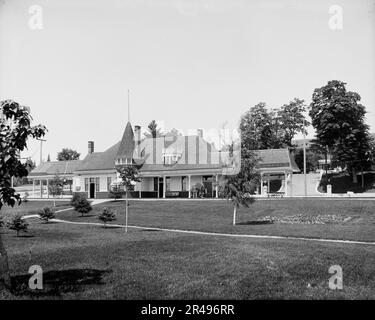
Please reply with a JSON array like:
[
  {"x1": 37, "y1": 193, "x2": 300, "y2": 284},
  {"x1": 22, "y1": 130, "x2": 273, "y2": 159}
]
[{"x1": 1, "y1": 0, "x2": 374, "y2": 164}]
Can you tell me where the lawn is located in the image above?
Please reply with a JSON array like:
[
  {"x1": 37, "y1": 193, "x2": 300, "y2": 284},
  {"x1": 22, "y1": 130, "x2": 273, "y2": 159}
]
[
  {"x1": 1, "y1": 199, "x2": 375, "y2": 299},
  {"x1": 57, "y1": 199, "x2": 375, "y2": 242},
  {"x1": 0, "y1": 200, "x2": 71, "y2": 218},
  {"x1": 319, "y1": 172, "x2": 375, "y2": 193}
]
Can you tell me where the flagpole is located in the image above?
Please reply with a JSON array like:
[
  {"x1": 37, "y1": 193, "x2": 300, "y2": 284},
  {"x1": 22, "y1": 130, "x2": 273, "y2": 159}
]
[
  {"x1": 303, "y1": 120, "x2": 307, "y2": 196},
  {"x1": 127, "y1": 89, "x2": 130, "y2": 122}
]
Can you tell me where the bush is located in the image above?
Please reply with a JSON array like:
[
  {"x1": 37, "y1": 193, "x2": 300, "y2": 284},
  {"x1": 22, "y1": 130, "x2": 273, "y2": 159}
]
[
  {"x1": 0, "y1": 216, "x2": 4, "y2": 228},
  {"x1": 23, "y1": 191, "x2": 29, "y2": 202},
  {"x1": 7, "y1": 215, "x2": 29, "y2": 237},
  {"x1": 71, "y1": 193, "x2": 92, "y2": 216},
  {"x1": 38, "y1": 206, "x2": 55, "y2": 223},
  {"x1": 191, "y1": 183, "x2": 205, "y2": 198},
  {"x1": 98, "y1": 207, "x2": 116, "y2": 227},
  {"x1": 109, "y1": 185, "x2": 123, "y2": 201}
]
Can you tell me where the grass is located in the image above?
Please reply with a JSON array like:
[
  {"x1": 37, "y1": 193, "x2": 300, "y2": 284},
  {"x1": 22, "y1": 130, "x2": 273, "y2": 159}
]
[
  {"x1": 319, "y1": 172, "x2": 375, "y2": 193},
  {"x1": 1, "y1": 199, "x2": 375, "y2": 299},
  {"x1": 0, "y1": 201, "x2": 71, "y2": 218},
  {"x1": 57, "y1": 199, "x2": 375, "y2": 242}
]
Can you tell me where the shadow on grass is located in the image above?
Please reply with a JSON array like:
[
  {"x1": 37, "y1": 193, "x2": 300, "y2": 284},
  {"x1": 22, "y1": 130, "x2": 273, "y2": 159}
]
[
  {"x1": 236, "y1": 220, "x2": 274, "y2": 225},
  {"x1": 10, "y1": 268, "x2": 111, "y2": 297}
]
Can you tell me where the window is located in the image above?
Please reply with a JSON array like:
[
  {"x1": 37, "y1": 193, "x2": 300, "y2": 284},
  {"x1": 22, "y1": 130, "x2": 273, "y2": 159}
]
[
  {"x1": 166, "y1": 177, "x2": 170, "y2": 191},
  {"x1": 181, "y1": 176, "x2": 187, "y2": 191},
  {"x1": 84, "y1": 178, "x2": 88, "y2": 192},
  {"x1": 107, "y1": 177, "x2": 112, "y2": 191},
  {"x1": 95, "y1": 177, "x2": 100, "y2": 192}
]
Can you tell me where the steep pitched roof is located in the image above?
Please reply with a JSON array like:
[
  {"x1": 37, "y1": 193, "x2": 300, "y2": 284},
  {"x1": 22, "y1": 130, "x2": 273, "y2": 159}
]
[
  {"x1": 116, "y1": 122, "x2": 135, "y2": 160},
  {"x1": 255, "y1": 149, "x2": 300, "y2": 172}
]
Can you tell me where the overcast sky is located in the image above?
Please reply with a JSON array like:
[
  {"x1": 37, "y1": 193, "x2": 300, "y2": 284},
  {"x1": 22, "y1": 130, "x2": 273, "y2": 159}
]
[{"x1": 1, "y1": 0, "x2": 374, "y2": 164}]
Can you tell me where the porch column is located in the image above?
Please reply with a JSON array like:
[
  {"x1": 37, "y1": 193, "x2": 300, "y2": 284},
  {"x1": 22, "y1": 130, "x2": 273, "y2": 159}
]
[
  {"x1": 188, "y1": 175, "x2": 191, "y2": 198},
  {"x1": 215, "y1": 174, "x2": 218, "y2": 198},
  {"x1": 157, "y1": 177, "x2": 160, "y2": 198},
  {"x1": 267, "y1": 175, "x2": 270, "y2": 193},
  {"x1": 32, "y1": 180, "x2": 35, "y2": 198},
  {"x1": 46, "y1": 179, "x2": 49, "y2": 198},
  {"x1": 163, "y1": 176, "x2": 166, "y2": 198},
  {"x1": 40, "y1": 179, "x2": 43, "y2": 198},
  {"x1": 260, "y1": 173, "x2": 264, "y2": 196},
  {"x1": 290, "y1": 172, "x2": 293, "y2": 197},
  {"x1": 139, "y1": 180, "x2": 142, "y2": 198},
  {"x1": 284, "y1": 171, "x2": 288, "y2": 196}
]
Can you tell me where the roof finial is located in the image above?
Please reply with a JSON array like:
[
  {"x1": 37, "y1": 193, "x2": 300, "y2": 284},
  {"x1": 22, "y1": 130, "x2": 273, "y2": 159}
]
[{"x1": 127, "y1": 88, "x2": 130, "y2": 123}]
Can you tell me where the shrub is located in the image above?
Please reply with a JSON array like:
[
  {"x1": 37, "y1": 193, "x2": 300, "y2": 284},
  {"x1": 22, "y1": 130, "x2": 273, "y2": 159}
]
[
  {"x1": 98, "y1": 207, "x2": 116, "y2": 227},
  {"x1": 6, "y1": 215, "x2": 29, "y2": 237},
  {"x1": 0, "y1": 216, "x2": 4, "y2": 228},
  {"x1": 38, "y1": 207, "x2": 55, "y2": 223},
  {"x1": 71, "y1": 193, "x2": 92, "y2": 216},
  {"x1": 191, "y1": 183, "x2": 205, "y2": 198},
  {"x1": 23, "y1": 191, "x2": 29, "y2": 202},
  {"x1": 109, "y1": 185, "x2": 123, "y2": 201}
]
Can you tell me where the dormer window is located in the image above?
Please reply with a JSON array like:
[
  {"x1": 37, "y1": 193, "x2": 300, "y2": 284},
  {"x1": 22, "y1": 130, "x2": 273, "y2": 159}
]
[
  {"x1": 162, "y1": 153, "x2": 181, "y2": 165},
  {"x1": 115, "y1": 157, "x2": 132, "y2": 165}
]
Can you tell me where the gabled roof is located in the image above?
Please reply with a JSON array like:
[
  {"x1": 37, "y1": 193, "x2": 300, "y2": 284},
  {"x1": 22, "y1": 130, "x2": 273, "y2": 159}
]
[
  {"x1": 75, "y1": 134, "x2": 225, "y2": 172},
  {"x1": 255, "y1": 149, "x2": 300, "y2": 172},
  {"x1": 29, "y1": 160, "x2": 82, "y2": 177}
]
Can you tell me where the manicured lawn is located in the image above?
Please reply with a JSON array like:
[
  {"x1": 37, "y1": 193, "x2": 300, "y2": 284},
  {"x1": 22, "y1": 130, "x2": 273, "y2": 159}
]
[
  {"x1": 1, "y1": 199, "x2": 375, "y2": 299},
  {"x1": 57, "y1": 199, "x2": 375, "y2": 242},
  {"x1": 0, "y1": 201, "x2": 71, "y2": 218},
  {"x1": 319, "y1": 172, "x2": 375, "y2": 193}
]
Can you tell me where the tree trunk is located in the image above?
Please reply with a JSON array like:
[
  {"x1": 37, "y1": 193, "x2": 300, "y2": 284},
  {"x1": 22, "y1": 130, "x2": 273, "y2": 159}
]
[
  {"x1": 361, "y1": 167, "x2": 364, "y2": 188},
  {"x1": 0, "y1": 234, "x2": 11, "y2": 290},
  {"x1": 352, "y1": 169, "x2": 358, "y2": 184},
  {"x1": 325, "y1": 150, "x2": 328, "y2": 175},
  {"x1": 125, "y1": 188, "x2": 128, "y2": 233},
  {"x1": 232, "y1": 205, "x2": 237, "y2": 226}
]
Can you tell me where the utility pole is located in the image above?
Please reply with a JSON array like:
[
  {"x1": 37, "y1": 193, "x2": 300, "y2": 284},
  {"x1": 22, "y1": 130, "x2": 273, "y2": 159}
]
[
  {"x1": 303, "y1": 120, "x2": 307, "y2": 196},
  {"x1": 36, "y1": 138, "x2": 46, "y2": 165}
]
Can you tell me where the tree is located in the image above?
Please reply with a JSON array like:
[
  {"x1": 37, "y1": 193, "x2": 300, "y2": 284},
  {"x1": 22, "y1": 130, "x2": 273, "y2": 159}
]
[
  {"x1": 98, "y1": 207, "x2": 116, "y2": 228},
  {"x1": 47, "y1": 154, "x2": 51, "y2": 162},
  {"x1": 279, "y1": 98, "x2": 310, "y2": 147},
  {"x1": 70, "y1": 193, "x2": 92, "y2": 217},
  {"x1": 220, "y1": 144, "x2": 259, "y2": 225},
  {"x1": 6, "y1": 215, "x2": 29, "y2": 237},
  {"x1": 57, "y1": 148, "x2": 80, "y2": 161},
  {"x1": 0, "y1": 99, "x2": 47, "y2": 289},
  {"x1": 309, "y1": 80, "x2": 373, "y2": 182},
  {"x1": 240, "y1": 103, "x2": 275, "y2": 150},
  {"x1": 38, "y1": 207, "x2": 55, "y2": 223},
  {"x1": 145, "y1": 120, "x2": 163, "y2": 138},
  {"x1": 118, "y1": 166, "x2": 141, "y2": 233},
  {"x1": 48, "y1": 174, "x2": 65, "y2": 206}
]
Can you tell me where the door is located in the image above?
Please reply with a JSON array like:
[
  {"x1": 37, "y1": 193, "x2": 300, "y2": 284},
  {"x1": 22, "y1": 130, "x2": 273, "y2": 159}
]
[
  {"x1": 158, "y1": 178, "x2": 164, "y2": 198},
  {"x1": 202, "y1": 176, "x2": 213, "y2": 198},
  {"x1": 89, "y1": 183, "x2": 95, "y2": 198}
]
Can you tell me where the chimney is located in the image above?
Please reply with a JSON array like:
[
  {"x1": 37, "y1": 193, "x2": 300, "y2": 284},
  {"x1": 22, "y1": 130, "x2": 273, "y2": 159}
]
[
  {"x1": 197, "y1": 129, "x2": 203, "y2": 138},
  {"x1": 134, "y1": 125, "x2": 141, "y2": 142},
  {"x1": 88, "y1": 141, "x2": 94, "y2": 154}
]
